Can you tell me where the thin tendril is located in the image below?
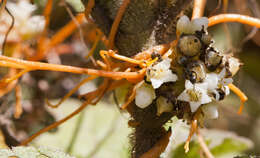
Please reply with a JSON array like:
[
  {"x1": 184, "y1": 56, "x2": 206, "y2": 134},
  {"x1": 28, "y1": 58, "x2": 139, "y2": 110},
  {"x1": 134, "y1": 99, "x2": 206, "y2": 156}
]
[{"x1": 2, "y1": 6, "x2": 15, "y2": 55}]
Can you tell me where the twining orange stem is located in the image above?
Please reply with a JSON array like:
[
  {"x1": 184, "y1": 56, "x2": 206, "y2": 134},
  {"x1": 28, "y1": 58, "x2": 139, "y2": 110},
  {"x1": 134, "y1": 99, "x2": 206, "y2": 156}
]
[
  {"x1": 140, "y1": 129, "x2": 172, "y2": 158},
  {"x1": 228, "y1": 83, "x2": 248, "y2": 114},
  {"x1": 184, "y1": 119, "x2": 198, "y2": 153},
  {"x1": 192, "y1": 0, "x2": 207, "y2": 19},
  {"x1": 121, "y1": 84, "x2": 137, "y2": 109},
  {"x1": 32, "y1": 0, "x2": 53, "y2": 61},
  {"x1": 85, "y1": 0, "x2": 95, "y2": 20},
  {"x1": 1, "y1": 69, "x2": 30, "y2": 84},
  {"x1": 103, "y1": 50, "x2": 146, "y2": 67},
  {"x1": 48, "y1": 14, "x2": 85, "y2": 49},
  {"x1": 108, "y1": 0, "x2": 131, "y2": 49},
  {"x1": 43, "y1": 0, "x2": 53, "y2": 32},
  {"x1": 208, "y1": 14, "x2": 260, "y2": 28},
  {"x1": 14, "y1": 84, "x2": 22, "y2": 119},
  {"x1": 0, "y1": 55, "x2": 145, "y2": 80},
  {"x1": 46, "y1": 76, "x2": 97, "y2": 108},
  {"x1": 133, "y1": 44, "x2": 170, "y2": 61},
  {"x1": 86, "y1": 30, "x2": 102, "y2": 59}
]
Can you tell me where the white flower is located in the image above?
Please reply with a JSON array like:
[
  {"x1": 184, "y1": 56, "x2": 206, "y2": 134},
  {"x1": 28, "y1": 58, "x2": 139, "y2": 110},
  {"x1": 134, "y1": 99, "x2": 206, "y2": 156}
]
[
  {"x1": 146, "y1": 58, "x2": 178, "y2": 89},
  {"x1": 177, "y1": 15, "x2": 208, "y2": 35},
  {"x1": 204, "y1": 73, "x2": 219, "y2": 90},
  {"x1": 135, "y1": 82, "x2": 156, "y2": 109},
  {"x1": 156, "y1": 96, "x2": 173, "y2": 116},
  {"x1": 177, "y1": 80, "x2": 212, "y2": 112}
]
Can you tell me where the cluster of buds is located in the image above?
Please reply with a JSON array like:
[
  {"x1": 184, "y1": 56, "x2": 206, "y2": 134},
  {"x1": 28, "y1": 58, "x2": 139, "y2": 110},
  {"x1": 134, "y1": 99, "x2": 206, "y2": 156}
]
[{"x1": 134, "y1": 16, "x2": 240, "y2": 121}]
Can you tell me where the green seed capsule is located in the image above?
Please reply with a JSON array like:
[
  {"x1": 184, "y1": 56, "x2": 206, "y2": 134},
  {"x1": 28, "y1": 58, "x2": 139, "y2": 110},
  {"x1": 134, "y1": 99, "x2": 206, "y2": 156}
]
[{"x1": 178, "y1": 35, "x2": 202, "y2": 57}]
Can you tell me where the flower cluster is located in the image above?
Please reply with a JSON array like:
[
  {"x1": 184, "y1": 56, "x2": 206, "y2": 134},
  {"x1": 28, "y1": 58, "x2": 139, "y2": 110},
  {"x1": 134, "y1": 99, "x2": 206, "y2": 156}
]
[{"x1": 133, "y1": 15, "x2": 240, "y2": 118}]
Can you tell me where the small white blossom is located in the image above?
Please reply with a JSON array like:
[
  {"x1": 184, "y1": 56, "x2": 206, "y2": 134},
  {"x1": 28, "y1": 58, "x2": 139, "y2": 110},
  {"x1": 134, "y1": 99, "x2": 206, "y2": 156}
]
[
  {"x1": 135, "y1": 82, "x2": 156, "y2": 109},
  {"x1": 177, "y1": 80, "x2": 212, "y2": 112},
  {"x1": 156, "y1": 96, "x2": 173, "y2": 116},
  {"x1": 177, "y1": 15, "x2": 208, "y2": 35},
  {"x1": 146, "y1": 58, "x2": 178, "y2": 89}
]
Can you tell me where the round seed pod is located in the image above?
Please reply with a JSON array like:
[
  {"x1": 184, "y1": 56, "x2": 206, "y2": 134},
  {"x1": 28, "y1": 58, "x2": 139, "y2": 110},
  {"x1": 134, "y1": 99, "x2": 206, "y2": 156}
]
[
  {"x1": 185, "y1": 61, "x2": 206, "y2": 83},
  {"x1": 178, "y1": 35, "x2": 202, "y2": 57},
  {"x1": 205, "y1": 48, "x2": 223, "y2": 71}
]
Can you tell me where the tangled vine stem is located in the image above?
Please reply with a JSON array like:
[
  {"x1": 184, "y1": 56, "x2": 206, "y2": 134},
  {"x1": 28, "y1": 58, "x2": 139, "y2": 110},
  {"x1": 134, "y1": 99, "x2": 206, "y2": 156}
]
[
  {"x1": 1, "y1": 0, "x2": 260, "y2": 158},
  {"x1": 208, "y1": 14, "x2": 260, "y2": 27}
]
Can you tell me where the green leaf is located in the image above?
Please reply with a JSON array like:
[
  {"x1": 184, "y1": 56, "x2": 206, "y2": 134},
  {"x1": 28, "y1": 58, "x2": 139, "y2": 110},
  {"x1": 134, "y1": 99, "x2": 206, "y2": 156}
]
[
  {"x1": 211, "y1": 138, "x2": 249, "y2": 157},
  {"x1": 171, "y1": 141, "x2": 202, "y2": 158},
  {"x1": 66, "y1": 0, "x2": 85, "y2": 12},
  {"x1": 0, "y1": 146, "x2": 75, "y2": 158}
]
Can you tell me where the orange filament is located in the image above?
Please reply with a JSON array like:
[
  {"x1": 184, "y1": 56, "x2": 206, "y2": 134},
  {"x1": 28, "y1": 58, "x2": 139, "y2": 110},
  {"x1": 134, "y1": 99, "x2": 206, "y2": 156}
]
[
  {"x1": 108, "y1": 0, "x2": 131, "y2": 49},
  {"x1": 84, "y1": 0, "x2": 95, "y2": 20},
  {"x1": 208, "y1": 14, "x2": 260, "y2": 28},
  {"x1": 46, "y1": 76, "x2": 97, "y2": 108},
  {"x1": 228, "y1": 83, "x2": 248, "y2": 114},
  {"x1": 121, "y1": 84, "x2": 137, "y2": 109},
  {"x1": 102, "y1": 50, "x2": 146, "y2": 67},
  {"x1": 0, "y1": 55, "x2": 146, "y2": 81},
  {"x1": 14, "y1": 84, "x2": 22, "y2": 119},
  {"x1": 86, "y1": 30, "x2": 102, "y2": 59},
  {"x1": 192, "y1": 0, "x2": 207, "y2": 20},
  {"x1": 32, "y1": 0, "x2": 53, "y2": 61},
  {"x1": 20, "y1": 99, "x2": 91, "y2": 146},
  {"x1": 0, "y1": 69, "x2": 30, "y2": 84},
  {"x1": 184, "y1": 119, "x2": 198, "y2": 153}
]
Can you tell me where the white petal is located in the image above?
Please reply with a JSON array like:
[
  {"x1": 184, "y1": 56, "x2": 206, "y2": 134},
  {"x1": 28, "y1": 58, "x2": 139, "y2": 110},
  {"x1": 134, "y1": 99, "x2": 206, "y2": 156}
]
[
  {"x1": 196, "y1": 82, "x2": 208, "y2": 90},
  {"x1": 228, "y1": 57, "x2": 240, "y2": 76},
  {"x1": 135, "y1": 83, "x2": 156, "y2": 108},
  {"x1": 185, "y1": 80, "x2": 193, "y2": 89},
  {"x1": 191, "y1": 17, "x2": 209, "y2": 33},
  {"x1": 218, "y1": 68, "x2": 226, "y2": 79},
  {"x1": 190, "y1": 102, "x2": 201, "y2": 113},
  {"x1": 147, "y1": 58, "x2": 177, "y2": 89},
  {"x1": 202, "y1": 104, "x2": 219, "y2": 119},
  {"x1": 176, "y1": 15, "x2": 191, "y2": 34},
  {"x1": 156, "y1": 96, "x2": 173, "y2": 116},
  {"x1": 200, "y1": 91, "x2": 212, "y2": 104},
  {"x1": 150, "y1": 78, "x2": 164, "y2": 89},
  {"x1": 223, "y1": 86, "x2": 230, "y2": 95},
  {"x1": 205, "y1": 73, "x2": 218, "y2": 90},
  {"x1": 161, "y1": 71, "x2": 178, "y2": 83},
  {"x1": 177, "y1": 90, "x2": 190, "y2": 102}
]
